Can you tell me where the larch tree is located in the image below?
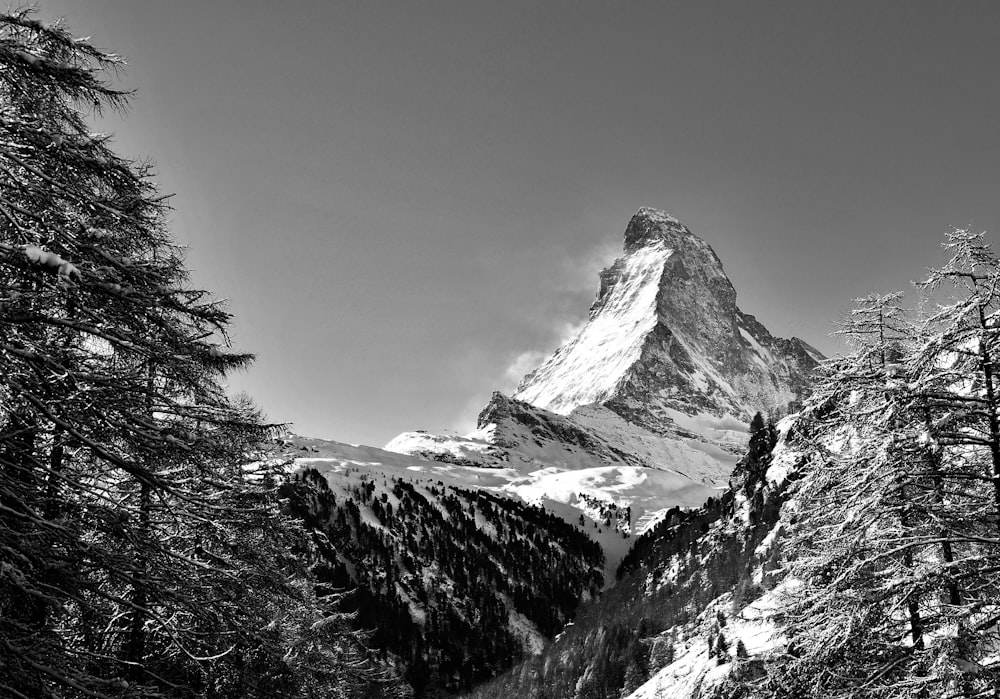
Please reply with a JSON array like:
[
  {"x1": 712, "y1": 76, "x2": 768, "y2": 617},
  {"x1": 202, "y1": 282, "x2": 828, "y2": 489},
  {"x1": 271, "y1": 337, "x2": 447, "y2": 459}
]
[
  {"x1": 734, "y1": 247, "x2": 1000, "y2": 697},
  {"x1": 736, "y1": 292, "x2": 968, "y2": 697},
  {"x1": 0, "y1": 11, "x2": 408, "y2": 699},
  {"x1": 765, "y1": 293, "x2": 936, "y2": 697},
  {"x1": 905, "y1": 229, "x2": 1000, "y2": 693}
]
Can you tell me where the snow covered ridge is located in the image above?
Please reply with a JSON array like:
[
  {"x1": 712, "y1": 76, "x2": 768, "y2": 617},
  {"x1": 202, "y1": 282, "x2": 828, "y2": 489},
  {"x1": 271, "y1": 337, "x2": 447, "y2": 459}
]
[{"x1": 513, "y1": 241, "x2": 672, "y2": 415}]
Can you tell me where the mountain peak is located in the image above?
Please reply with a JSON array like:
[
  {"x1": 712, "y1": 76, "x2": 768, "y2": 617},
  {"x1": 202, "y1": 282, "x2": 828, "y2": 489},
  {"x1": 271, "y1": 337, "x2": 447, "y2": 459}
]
[
  {"x1": 515, "y1": 209, "x2": 821, "y2": 436},
  {"x1": 623, "y1": 207, "x2": 691, "y2": 252}
]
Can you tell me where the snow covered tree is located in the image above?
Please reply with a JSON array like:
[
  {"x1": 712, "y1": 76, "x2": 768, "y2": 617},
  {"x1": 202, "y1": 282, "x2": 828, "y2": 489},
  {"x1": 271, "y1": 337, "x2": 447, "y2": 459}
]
[
  {"x1": 734, "y1": 252, "x2": 1000, "y2": 696},
  {"x1": 737, "y1": 294, "x2": 935, "y2": 697},
  {"x1": 914, "y1": 229, "x2": 1000, "y2": 534},
  {"x1": 903, "y1": 229, "x2": 1000, "y2": 691}
]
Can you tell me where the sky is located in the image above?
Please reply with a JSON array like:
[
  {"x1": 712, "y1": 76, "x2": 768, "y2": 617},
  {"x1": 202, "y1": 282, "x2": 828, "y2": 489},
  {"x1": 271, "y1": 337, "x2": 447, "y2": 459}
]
[{"x1": 34, "y1": 1, "x2": 1000, "y2": 447}]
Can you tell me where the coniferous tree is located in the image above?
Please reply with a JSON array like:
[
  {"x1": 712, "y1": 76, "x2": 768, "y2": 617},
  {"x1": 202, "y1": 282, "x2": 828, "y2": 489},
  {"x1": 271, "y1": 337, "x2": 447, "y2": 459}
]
[
  {"x1": 745, "y1": 293, "x2": 933, "y2": 697},
  {"x1": 914, "y1": 229, "x2": 1000, "y2": 534},
  {"x1": 905, "y1": 229, "x2": 1000, "y2": 692},
  {"x1": 0, "y1": 12, "x2": 408, "y2": 698},
  {"x1": 735, "y1": 248, "x2": 1000, "y2": 697}
]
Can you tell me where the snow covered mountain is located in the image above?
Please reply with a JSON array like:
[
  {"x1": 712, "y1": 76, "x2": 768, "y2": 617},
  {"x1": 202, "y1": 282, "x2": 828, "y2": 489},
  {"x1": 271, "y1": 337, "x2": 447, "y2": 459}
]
[
  {"x1": 279, "y1": 207, "x2": 824, "y2": 696},
  {"x1": 468, "y1": 412, "x2": 807, "y2": 699},
  {"x1": 513, "y1": 207, "x2": 821, "y2": 442},
  {"x1": 388, "y1": 207, "x2": 821, "y2": 505}
]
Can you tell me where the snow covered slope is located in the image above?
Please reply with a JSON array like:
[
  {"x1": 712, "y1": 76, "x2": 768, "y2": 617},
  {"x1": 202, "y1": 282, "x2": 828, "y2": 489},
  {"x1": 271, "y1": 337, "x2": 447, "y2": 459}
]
[
  {"x1": 514, "y1": 241, "x2": 672, "y2": 414},
  {"x1": 278, "y1": 431, "x2": 714, "y2": 585},
  {"x1": 623, "y1": 585, "x2": 788, "y2": 699}
]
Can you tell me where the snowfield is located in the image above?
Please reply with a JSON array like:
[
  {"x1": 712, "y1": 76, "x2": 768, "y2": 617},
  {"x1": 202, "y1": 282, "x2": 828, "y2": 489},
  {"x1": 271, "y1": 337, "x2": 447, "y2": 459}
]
[
  {"x1": 624, "y1": 582, "x2": 793, "y2": 699},
  {"x1": 513, "y1": 242, "x2": 672, "y2": 415},
  {"x1": 284, "y1": 433, "x2": 718, "y2": 586}
]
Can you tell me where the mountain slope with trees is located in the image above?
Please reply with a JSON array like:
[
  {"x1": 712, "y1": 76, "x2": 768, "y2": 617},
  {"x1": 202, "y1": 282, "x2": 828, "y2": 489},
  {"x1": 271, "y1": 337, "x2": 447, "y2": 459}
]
[
  {"x1": 281, "y1": 464, "x2": 605, "y2": 696},
  {"x1": 466, "y1": 412, "x2": 791, "y2": 699},
  {"x1": 467, "y1": 230, "x2": 1000, "y2": 699},
  {"x1": 263, "y1": 208, "x2": 830, "y2": 697}
]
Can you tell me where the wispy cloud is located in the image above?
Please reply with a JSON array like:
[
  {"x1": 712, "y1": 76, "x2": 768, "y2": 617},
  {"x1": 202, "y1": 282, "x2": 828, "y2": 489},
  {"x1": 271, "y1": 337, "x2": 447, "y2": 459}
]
[
  {"x1": 500, "y1": 317, "x2": 588, "y2": 387},
  {"x1": 502, "y1": 349, "x2": 549, "y2": 388},
  {"x1": 492, "y1": 238, "x2": 622, "y2": 400},
  {"x1": 447, "y1": 237, "x2": 622, "y2": 435},
  {"x1": 493, "y1": 235, "x2": 624, "y2": 398},
  {"x1": 555, "y1": 237, "x2": 623, "y2": 295}
]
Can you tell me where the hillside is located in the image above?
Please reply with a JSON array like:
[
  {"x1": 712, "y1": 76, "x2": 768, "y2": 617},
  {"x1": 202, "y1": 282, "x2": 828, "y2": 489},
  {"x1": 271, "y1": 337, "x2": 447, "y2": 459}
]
[
  {"x1": 281, "y1": 463, "x2": 603, "y2": 695},
  {"x1": 465, "y1": 413, "x2": 801, "y2": 699}
]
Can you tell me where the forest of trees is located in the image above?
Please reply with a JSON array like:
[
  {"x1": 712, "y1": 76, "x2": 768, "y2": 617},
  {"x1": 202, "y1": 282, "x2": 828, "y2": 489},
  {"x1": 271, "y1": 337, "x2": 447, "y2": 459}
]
[
  {"x1": 282, "y1": 468, "x2": 604, "y2": 697},
  {"x1": 0, "y1": 12, "x2": 409, "y2": 698},
  {"x1": 469, "y1": 413, "x2": 790, "y2": 699}
]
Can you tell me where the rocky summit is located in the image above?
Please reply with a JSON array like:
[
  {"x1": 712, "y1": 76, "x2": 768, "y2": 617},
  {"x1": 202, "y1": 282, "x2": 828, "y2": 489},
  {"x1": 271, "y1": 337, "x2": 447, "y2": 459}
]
[{"x1": 515, "y1": 207, "x2": 821, "y2": 444}]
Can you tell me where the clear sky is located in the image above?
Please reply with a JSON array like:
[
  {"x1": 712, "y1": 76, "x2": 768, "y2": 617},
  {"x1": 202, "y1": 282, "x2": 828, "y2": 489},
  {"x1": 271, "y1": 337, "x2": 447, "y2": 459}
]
[{"x1": 35, "y1": 1, "x2": 1000, "y2": 447}]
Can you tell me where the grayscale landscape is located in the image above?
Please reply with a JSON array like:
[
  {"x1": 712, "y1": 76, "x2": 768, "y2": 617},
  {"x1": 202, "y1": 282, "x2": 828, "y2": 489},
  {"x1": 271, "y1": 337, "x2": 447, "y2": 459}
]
[{"x1": 3, "y1": 3, "x2": 1000, "y2": 698}]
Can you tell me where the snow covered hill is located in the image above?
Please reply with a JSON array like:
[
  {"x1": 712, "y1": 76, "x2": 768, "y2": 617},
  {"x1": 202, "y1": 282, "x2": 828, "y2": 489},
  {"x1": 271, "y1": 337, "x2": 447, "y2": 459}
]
[
  {"x1": 275, "y1": 431, "x2": 714, "y2": 586},
  {"x1": 276, "y1": 438, "x2": 604, "y2": 695}
]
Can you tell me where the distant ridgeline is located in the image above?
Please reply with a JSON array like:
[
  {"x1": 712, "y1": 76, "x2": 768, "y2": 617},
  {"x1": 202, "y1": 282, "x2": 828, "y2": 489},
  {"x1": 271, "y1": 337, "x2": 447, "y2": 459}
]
[{"x1": 280, "y1": 470, "x2": 604, "y2": 696}]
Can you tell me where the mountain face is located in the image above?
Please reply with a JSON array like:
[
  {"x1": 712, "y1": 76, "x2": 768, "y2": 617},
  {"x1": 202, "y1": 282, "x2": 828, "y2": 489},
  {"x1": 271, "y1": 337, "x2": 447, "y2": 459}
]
[
  {"x1": 388, "y1": 208, "x2": 821, "y2": 511},
  {"x1": 513, "y1": 207, "x2": 821, "y2": 442}
]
